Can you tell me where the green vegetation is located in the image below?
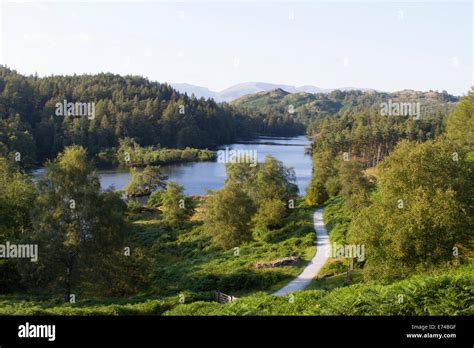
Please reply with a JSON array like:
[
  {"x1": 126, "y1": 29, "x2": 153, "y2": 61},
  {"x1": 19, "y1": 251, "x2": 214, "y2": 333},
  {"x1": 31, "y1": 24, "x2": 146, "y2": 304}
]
[
  {"x1": 0, "y1": 158, "x2": 37, "y2": 291},
  {"x1": 349, "y1": 138, "x2": 472, "y2": 280},
  {"x1": 164, "y1": 263, "x2": 474, "y2": 315},
  {"x1": 17, "y1": 147, "x2": 137, "y2": 301},
  {"x1": 225, "y1": 156, "x2": 299, "y2": 239},
  {"x1": 306, "y1": 151, "x2": 373, "y2": 210},
  {"x1": 0, "y1": 147, "x2": 315, "y2": 307},
  {"x1": 306, "y1": 89, "x2": 473, "y2": 285},
  {"x1": 0, "y1": 292, "x2": 214, "y2": 315},
  {"x1": 308, "y1": 90, "x2": 472, "y2": 282},
  {"x1": 305, "y1": 197, "x2": 360, "y2": 291},
  {"x1": 0, "y1": 66, "x2": 305, "y2": 168},
  {"x1": 116, "y1": 138, "x2": 216, "y2": 167},
  {"x1": 202, "y1": 155, "x2": 300, "y2": 249},
  {"x1": 306, "y1": 270, "x2": 364, "y2": 291},
  {"x1": 2, "y1": 247, "x2": 469, "y2": 316},
  {"x1": 445, "y1": 89, "x2": 474, "y2": 151},
  {"x1": 307, "y1": 92, "x2": 457, "y2": 167},
  {"x1": 124, "y1": 165, "x2": 167, "y2": 197},
  {"x1": 114, "y1": 195, "x2": 316, "y2": 296},
  {"x1": 203, "y1": 182, "x2": 255, "y2": 249},
  {"x1": 323, "y1": 196, "x2": 352, "y2": 245},
  {"x1": 233, "y1": 89, "x2": 457, "y2": 150},
  {"x1": 305, "y1": 150, "x2": 336, "y2": 205},
  {"x1": 0, "y1": 158, "x2": 36, "y2": 241},
  {"x1": 231, "y1": 89, "x2": 307, "y2": 136},
  {"x1": 159, "y1": 182, "x2": 194, "y2": 226},
  {"x1": 0, "y1": 70, "x2": 471, "y2": 316}
]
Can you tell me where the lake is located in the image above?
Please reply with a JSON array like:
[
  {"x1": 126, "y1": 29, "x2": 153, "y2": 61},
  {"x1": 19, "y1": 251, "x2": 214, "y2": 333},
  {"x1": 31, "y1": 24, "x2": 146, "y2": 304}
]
[{"x1": 31, "y1": 135, "x2": 312, "y2": 196}]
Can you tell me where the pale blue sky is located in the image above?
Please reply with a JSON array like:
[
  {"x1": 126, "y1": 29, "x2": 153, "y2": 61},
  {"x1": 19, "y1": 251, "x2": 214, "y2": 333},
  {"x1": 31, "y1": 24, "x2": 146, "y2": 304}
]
[{"x1": 1, "y1": 1, "x2": 472, "y2": 95}]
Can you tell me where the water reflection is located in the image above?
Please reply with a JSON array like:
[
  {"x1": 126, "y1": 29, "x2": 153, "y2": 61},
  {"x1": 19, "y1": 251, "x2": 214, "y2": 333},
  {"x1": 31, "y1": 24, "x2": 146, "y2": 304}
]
[{"x1": 32, "y1": 136, "x2": 312, "y2": 196}]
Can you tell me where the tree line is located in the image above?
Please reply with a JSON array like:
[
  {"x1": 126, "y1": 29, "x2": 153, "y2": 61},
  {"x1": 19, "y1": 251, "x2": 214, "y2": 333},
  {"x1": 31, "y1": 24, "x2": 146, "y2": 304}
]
[
  {"x1": 0, "y1": 66, "x2": 304, "y2": 168},
  {"x1": 306, "y1": 89, "x2": 473, "y2": 281}
]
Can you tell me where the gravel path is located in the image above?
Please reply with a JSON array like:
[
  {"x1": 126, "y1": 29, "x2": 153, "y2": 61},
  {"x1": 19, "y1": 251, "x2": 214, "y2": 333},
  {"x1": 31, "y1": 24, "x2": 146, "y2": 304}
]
[{"x1": 274, "y1": 208, "x2": 330, "y2": 295}]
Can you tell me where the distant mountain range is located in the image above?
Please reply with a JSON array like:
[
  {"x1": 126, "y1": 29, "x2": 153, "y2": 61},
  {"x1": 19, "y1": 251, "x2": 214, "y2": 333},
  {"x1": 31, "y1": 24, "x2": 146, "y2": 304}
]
[{"x1": 170, "y1": 82, "x2": 375, "y2": 102}]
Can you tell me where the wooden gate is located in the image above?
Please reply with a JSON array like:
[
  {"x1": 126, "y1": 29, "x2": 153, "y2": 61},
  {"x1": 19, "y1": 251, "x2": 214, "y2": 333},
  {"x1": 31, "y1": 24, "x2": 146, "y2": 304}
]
[{"x1": 215, "y1": 291, "x2": 239, "y2": 304}]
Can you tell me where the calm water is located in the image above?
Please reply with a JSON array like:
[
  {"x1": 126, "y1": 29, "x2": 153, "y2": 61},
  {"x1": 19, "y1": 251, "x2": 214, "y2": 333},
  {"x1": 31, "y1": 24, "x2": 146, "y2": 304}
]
[{"x1": 32, "y1": 135, "x2": 312, "y2": 196}]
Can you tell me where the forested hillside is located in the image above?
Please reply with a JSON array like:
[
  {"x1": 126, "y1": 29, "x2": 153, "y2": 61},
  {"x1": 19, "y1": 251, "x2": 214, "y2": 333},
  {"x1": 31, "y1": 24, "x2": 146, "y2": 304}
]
[
  {"x1": 0, "y1": 65, "x2": 471, "y2": 316},
  {"x1": 154, "y1": 89, "x2": 473, "y2": 317},
  {"x1": 233, "y1": 88, "x2": 457, "y2": 117},
  {"x1": 305, "y1": 89, "x2": 473, "y2": 284},
  {"x1": 2, "y1": 64, "x2": 457, "y2": 169},
  {"x1": 0, "y1": 67, "x2": 303, "y2": 167},
  {"x1": 233, "y1": 88, "x2": 458, "y2": 153}
]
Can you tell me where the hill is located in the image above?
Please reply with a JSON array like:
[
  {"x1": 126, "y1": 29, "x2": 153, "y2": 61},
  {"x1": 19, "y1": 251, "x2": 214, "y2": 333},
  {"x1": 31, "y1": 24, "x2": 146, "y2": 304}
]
[
  {"x1": 231, "y1": 88, "x2": 459, "y2": 127},
  {"x1": 0, "y1": 67, "x2": 305, "y2": 167},
  {"x1": 169, "y1": 83, "x2": 216, "y2": 99},
  {"x1": 169, "y1": 82, "x2": 376, "y2": 102}
]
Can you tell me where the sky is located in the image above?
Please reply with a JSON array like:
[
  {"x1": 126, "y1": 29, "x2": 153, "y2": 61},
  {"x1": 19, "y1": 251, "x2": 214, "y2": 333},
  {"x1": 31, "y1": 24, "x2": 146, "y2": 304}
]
[{"x1": 0, "y1": 0, "x2": 472, "y2": 95}]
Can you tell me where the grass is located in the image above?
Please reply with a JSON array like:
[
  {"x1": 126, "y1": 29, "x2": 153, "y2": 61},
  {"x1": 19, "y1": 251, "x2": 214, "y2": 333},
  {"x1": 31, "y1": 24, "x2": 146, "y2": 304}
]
[
  {"x1": 164, "y1": 262, "x2": 474, "y2": 316},
  {"x1": 132, "y1": 198, "x2": 317, "y2": 297},
  {"x1": 322, "y1": 196, "x2": 352, "y2": 244},
  {"x1": 0, "y1": 198, "x2": 318, "y2": 314},
  {"x1": 307, "y1": 269, "x2": 364, "y2": 291},
  {"x1": 2, "y1": 195, "x2": 471, "y2": 317},
  {"x1": 3, "y1": 263, "x2": 470, "y2": 316},
  {"x1": 0, "y1": 292, "x2": 214, "y2": 315}
]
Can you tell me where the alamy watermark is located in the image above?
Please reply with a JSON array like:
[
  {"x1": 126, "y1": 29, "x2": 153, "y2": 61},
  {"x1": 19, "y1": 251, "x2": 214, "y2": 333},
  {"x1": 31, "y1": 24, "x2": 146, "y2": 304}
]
[
  {"x1": 0, "y1": 241, "x2": 38, "y2": 262},
  {"x1": 55, "y1": 99, "x2": 95, "y2": 120},
  {"x1": 327, "y1": 242, "x2": 365, "y2": 261},
  {"x1": 18, "y1": 322, "x2": 55, "y2": 341},
  {"x1": 217, "y1": 147, "x2": 258, "y2": 167},
  {"x1": 380, "y1": 99, "x2": 420, "y2": 120}
]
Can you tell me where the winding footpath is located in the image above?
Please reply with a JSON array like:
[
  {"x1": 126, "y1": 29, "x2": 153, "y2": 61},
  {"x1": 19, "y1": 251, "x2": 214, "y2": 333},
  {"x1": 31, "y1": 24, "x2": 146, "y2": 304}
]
[{"x1": 274, "y1": 208, "x2": 330, "y2": 295}]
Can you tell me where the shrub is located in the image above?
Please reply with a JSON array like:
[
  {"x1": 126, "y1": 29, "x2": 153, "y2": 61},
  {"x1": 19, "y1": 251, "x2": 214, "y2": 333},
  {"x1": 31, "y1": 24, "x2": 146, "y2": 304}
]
[
  {"x1": 164, "y1": 263, "x2": 474, "y2": 316},
  {"x1": 305, "y1": 180, "x2": 328, "y2": 205}
]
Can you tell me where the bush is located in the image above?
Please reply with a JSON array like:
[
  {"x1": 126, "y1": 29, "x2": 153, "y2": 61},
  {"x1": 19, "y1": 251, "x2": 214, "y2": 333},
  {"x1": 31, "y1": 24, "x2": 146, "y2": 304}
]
[
  {"x1": 0, "y1": 291, "x2": 216, "y2": 316},
  {"x1": 323, "y1": 196, "x2": 351, "y2": 244},
  {"x1": 252, "y1": 199, "x2": 287, "y2": 238},
  {"x1": 164, "y1": 263, "x2": 474, "y2": 316},
  {"x1": 146, "y1": 189, "x2": 164, "y2": 209},
  {"x1": 127, "y1": 199, "x2": 142, "y2": 212},
  {"x1": 203, "y1": 182, "x2": 255, "y2": 249},
  {"x1": 305, "y1": 180, "x2": 328, "y2": 205},
  {"x1": 324, "y1": 176, "x2": 341, "y2": 197}
]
